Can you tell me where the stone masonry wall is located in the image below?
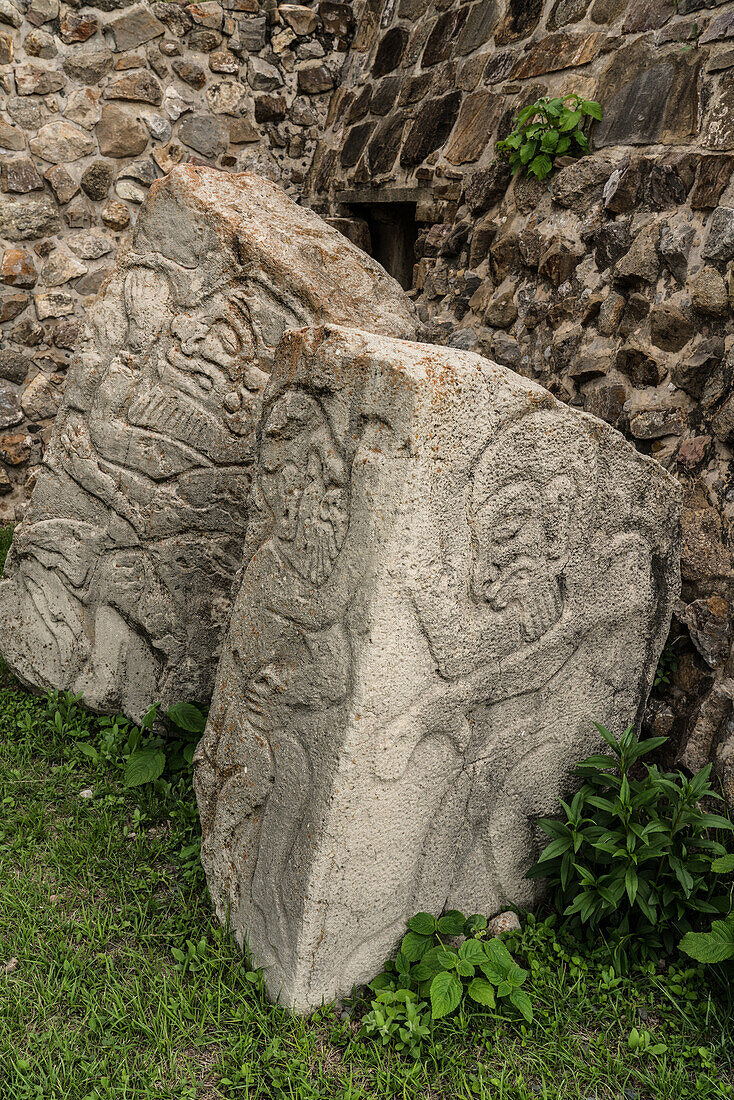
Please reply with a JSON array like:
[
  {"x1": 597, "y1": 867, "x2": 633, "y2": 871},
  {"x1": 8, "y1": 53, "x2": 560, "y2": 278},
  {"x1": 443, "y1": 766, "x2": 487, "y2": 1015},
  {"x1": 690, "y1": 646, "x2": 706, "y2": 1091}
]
[
  {"x1": 0, "y1": 0, "x2": 353, "y2": 522},
  {"x1": 307, "y1": 0, "x2": 734, "y2": 787},
  {"x1": 2, "y1": 0, "x2": 734, "y2": 782}
]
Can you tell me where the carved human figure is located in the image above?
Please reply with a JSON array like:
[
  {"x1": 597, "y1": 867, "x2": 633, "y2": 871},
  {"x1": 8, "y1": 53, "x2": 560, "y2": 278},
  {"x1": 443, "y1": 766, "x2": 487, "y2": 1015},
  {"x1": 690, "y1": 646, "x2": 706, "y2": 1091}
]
[
  {"x1": 194, "y1": 325, "x2": 681, "y2": 1013},
  {"x1": 195, "y1": 388, "x2": 362, "y2": 973},
  {"x1": 0, "y1": 168, "x2": 417, "y2": 721}
]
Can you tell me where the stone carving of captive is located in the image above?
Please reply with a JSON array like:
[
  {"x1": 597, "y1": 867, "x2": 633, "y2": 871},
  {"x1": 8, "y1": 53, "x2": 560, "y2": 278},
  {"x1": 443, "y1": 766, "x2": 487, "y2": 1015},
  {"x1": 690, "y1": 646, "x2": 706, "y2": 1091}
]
[
  {"x1": 193, "y1": 324, "x2": 682, "y2": 1013},
  {"x1": 0, "y1": 167, "x2": 417, "y2": 722}
]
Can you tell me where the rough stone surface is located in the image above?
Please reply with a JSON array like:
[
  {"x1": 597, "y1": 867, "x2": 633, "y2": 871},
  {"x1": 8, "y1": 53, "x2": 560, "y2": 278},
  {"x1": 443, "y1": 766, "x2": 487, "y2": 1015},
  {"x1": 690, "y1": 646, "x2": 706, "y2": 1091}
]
[
  {"x1": 0, "y1": 167, "x2": 417, "y2": 722},
  {"x1": 193, "y1": 322, "x2": 681, "y2": 1013}
]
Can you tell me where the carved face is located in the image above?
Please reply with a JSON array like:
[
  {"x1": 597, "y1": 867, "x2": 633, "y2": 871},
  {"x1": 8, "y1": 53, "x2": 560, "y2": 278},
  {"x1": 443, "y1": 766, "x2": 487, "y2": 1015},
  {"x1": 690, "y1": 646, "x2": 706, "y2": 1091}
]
[
  {"x1": 258, "y1": 392, "x2": 348, "y2": 586},
  {"x1": 471, "y1": 470, "x2": 573, "y2": 645}
]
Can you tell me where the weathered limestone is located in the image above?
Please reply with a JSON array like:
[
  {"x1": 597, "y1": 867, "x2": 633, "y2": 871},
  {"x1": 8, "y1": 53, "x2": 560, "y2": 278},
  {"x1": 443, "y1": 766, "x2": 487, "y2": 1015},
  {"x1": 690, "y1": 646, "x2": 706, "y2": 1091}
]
[
  {"x1": 0, "y1": 168, "x2": 417, "y2": 722},
  {"x1": 193, "y1": 323, "x2": 682, "y2": 1013}
]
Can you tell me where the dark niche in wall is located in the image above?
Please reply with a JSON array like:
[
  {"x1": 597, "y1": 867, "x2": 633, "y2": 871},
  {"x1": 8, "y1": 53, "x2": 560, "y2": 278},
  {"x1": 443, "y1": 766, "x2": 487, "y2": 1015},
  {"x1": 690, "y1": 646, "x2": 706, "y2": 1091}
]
[{"x1": 350, "y1": 202, "x2": 419, "y2": 290}]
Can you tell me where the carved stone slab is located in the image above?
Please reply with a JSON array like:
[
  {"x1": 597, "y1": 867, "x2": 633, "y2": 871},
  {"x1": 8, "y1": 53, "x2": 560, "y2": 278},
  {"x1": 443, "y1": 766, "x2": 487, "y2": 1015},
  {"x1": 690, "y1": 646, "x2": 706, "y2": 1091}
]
[
  {"x1": 0, "y1": 168, "x2": 417, "y2": 721},
  {"x1": 194, "y1": 323, "x2": 682, "y2": 1013}
]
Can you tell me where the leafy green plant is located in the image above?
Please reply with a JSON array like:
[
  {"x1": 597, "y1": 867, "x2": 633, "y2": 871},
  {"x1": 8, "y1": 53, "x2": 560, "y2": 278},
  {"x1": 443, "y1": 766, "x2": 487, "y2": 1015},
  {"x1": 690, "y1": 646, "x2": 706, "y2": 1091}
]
[
  {"x1": 528, "y1": 723, "x2": 733, "y2": 964},
  {"x1": 495, "y1": 94, "x2": 602, "y2": 181},
  {"x1": 628, "y1": 1026, "x2": 668, "y2": 1057},
  {"x1": 116, "y1": 701, "x2": 207, "y2": 788},
  {"x1": 654, "y1": 636, "x2": 681, "y2": 692},
  {"x1": 360, "y1": 989, "x2": 431, "y2": 1058},
  {"x1": 680, "y1": 853, "x2": 734, "y2": 964},
  {"x1": 367, "y1": 910, "x2": 532, "y2": 1032}
]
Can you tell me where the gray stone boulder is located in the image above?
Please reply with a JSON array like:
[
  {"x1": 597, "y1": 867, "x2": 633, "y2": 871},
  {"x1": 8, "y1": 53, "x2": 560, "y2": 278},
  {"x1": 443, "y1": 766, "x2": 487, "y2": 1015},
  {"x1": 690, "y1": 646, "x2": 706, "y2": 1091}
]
[
  {"x1": 193, "y1": 322, "x2": 681, "y2": 1013},
  {"x1": 0, "y1": 168, "x2": 417, "y2": 722}
]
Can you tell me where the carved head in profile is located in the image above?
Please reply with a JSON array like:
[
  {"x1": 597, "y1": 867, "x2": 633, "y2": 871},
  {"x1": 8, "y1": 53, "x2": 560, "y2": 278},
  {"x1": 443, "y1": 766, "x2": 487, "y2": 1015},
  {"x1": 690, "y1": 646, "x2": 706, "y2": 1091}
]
[
  {"x1": 470, "y1": 408, "x2": 597, "y2": 645},
  {"x1": 257, "y1": 390, "x2": 348, "y2": 586}
]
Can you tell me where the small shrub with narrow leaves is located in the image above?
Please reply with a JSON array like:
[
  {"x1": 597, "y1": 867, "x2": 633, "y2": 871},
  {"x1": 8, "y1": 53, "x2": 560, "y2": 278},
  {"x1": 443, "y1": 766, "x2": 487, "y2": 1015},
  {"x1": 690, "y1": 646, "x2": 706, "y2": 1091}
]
[
  {"x1": 495, "y1": 94, "x2": 602, "y2": 181},
  {"x1": 527, "y1": 723, "x2": 733, "y2": 965}
]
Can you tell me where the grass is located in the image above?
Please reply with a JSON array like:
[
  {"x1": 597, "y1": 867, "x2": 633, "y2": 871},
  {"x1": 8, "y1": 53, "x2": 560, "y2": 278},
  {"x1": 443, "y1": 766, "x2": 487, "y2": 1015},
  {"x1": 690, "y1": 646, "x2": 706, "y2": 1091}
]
[
  {"x1": 0, "y1": 685, "x2": 732, "y2": 1100},
  {"x1": 0, "y1": 523, "x2": 12, "y2": 575},
  {"x1": 0, "y1": 528, "x2": 732, "y2": 1099}
]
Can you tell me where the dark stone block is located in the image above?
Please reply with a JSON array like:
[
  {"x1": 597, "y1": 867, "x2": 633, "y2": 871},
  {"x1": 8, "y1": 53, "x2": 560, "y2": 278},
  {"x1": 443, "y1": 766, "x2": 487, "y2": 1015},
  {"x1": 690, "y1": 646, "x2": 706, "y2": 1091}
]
[
  {"x1": 465, "y1": 163, "x2": 511, "y2": 212},
  {"x1": 594, "y1": 219, "x2": 632, "y2": 270},
  {"x1": 347, "y1": 85, "x2": 372, "y2": 123},
  {"x1": 400, "y1": 91, "x2": 463, "y2": 167},
  {"x1": 494, "y1": 0, "x2": 543, "y2": 45},
  {"x1": 483, "y1": 47, "x2": 520, "y2": 83},
  {"x1": 373, "y1": 26, "x2": 408, "y2": 77},
  {"x1": 445, "y1": 91, "x2": 502, "y2": 164},
  {"x1": 704, "y1": 71, "x2": 734, "y2": 151},
  {"x1": 371, "y1": 76, "x2": 403, "y2": 115},
  {"x1": 254, "y1": 95, "x2": 286, "y2": 123},
  {"x1": 596, "y1": 59, "x2": 674, "y2": 145},
  {"x1": 319, "y1": 2, "x2": 353, "y2": 38},
  {"x1": 595, "y1": 41, "x2": 701, "y2": 147},
  {"x1": 622, "y1": 0, "x2": 675, "y2": 33},
  {"x1": 456, "y1": 0, "x2": 499, "y2": 56},
  {"x1": 422, "y1": 8, "x2": 469, "y2": 68},
  {"x1": 690, "y1": 155, "x2": 734, "y2": 208},
  {"x1": 340, "y1": 121, "x2": 374, "y2": 167},
  {"x1": 510, "y1": 31, "x2": 602, "y2": 78},
  {"x1": 369, "y1": 112, "x2": 408, "y2": 174},
  {"x1": 547, "y1": 0, "x2": 590, "y2": 29},
  {"x1": 399, "y1": 71, "x2": 433, "y2": 105},
  {"x1": 644, "y1": 161, "x2": 690, "y2": 208}
]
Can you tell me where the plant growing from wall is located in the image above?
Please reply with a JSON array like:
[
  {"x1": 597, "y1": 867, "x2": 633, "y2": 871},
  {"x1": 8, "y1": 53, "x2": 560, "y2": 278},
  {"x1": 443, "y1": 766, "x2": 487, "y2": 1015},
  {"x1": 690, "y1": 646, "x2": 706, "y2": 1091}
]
[
  {"x1": 527, "y1": 723, "x2": 733, "y2": 966},
  {"x1": 495, "y1": 94, "x2": 602, "y2": 181}
]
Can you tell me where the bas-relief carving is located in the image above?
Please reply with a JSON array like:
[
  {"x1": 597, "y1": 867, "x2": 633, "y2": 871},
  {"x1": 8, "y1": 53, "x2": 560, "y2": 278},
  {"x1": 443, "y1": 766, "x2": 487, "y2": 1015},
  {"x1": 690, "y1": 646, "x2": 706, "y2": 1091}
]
[
  {"x1": 0, "y1": 168, "x2": 417, "y2": 721},
  {"x1": 193, "y1": 325, "x2": 682, "y2": 1012}
]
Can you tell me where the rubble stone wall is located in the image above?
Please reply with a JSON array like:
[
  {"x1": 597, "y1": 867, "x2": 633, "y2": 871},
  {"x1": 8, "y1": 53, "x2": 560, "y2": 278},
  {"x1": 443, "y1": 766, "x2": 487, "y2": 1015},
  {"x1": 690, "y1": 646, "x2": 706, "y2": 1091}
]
[
  {"x1": 0, "y1": 0, "x2": 353, "y2": 521},
  {"x1": 307, "y1": 0, "x2": 734, "y2": 788},
  {"x1": 2, "y1": 0, "x2": 733, "y2": 779}
]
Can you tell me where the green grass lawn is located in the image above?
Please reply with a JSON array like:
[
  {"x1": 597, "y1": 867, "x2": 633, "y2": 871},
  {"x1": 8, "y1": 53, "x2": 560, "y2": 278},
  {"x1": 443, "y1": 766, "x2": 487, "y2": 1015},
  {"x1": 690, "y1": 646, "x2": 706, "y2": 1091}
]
[{"x1": 0, "y1": 684, "x2": 733, "y2": 1100}]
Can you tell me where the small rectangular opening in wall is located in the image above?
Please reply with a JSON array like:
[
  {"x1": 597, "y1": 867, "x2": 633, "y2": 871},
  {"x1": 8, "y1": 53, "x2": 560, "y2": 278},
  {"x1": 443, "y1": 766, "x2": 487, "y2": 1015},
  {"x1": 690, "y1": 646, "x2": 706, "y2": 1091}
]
[{"x1": 350, "y1": 202, "x2": 418, "y2": 291}]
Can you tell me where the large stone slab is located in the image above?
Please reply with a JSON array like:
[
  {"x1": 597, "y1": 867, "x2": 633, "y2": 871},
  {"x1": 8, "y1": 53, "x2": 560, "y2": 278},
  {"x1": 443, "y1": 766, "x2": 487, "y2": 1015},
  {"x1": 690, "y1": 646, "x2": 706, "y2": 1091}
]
[
  {"x1": 193, "y1": 323, "x2": 682, "y2": 1013},
  {"x1": 0, "y1": 168, "x2": 417, "y2": 722}
]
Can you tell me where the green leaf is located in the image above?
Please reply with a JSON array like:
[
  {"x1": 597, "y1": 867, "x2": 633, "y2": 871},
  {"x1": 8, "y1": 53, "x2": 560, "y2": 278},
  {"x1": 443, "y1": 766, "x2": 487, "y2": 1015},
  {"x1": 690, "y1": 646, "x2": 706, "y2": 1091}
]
[
  {"x1": 467, "y1": 977, "x2": 496, "y2": 1008},
  {"x1": 455, "y1": 960, "x2": 475, "y2": 978},
  {"x1": 77, "y1": 743, "x2": 99, "y2": 763},
  {"x1": 509, "y1": 989, "x2": 533, "y2": 1023},
  {"x1": 459, "y1": 938, "x2": 488, "y2": 965},
  {"x1": 712, "y1": 853, "x2": 734, "y2": 873},
  {"x1": 574, "y1": 131, "x2": 590, "y2": 154},
  {"x1": 680, "y1": 919, "x2": 734, "y2": 964},
  {"x1": 559, "y1": 109, "x2": 582, "y2": 132},
  {"x1": 401, "y1": 931, "x2": 431, "y2": 962},
  {"x1": 536, "y1": 837, "x2": 573, "y2": 862},
  {"x1": 166, "y1": 702, "x2": 207, "y2": 733},
  {"x1": 519, "y1": 140, "x2": 538, "y2": 165},
  {"x1": 625, "y1": 866, "x2": 638, "y2": 904},
  {"x1": 529, "y1": 153, "x2": 553, "y2": 180},
  {"x1": 463, "y1": 914, "x2": 488, "y2": 934},
  {"x1": 540, "y1": 129, "x2": 559, "y2": 152},
  {"x1": 124, "y1": 748, "x2": 166, "y2": 788},
  {"x1": 141, "y1": 703, "x2": 159, "y2": 730},
  {"x1": 698, "y1": 814, "x2": 734, "y2": 832},
  {"x1": 436, "y1": 948, "x2": 459, "y2": 969},
  {"x1": 581, "y1": 100, "x2": 603, "y2": 120},
  {"x1": 408, "y1": 912, "x2": 437, "y2": 935},
  {"x1": 437, "y1": 910, "x2": 466, "y2": 936},
  {"x1": 556, "y1": 136, "x2": 571, "y2": 154},
  {"x1": 429, "y1": 971, "x2": 463, "y2": 1020}
]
